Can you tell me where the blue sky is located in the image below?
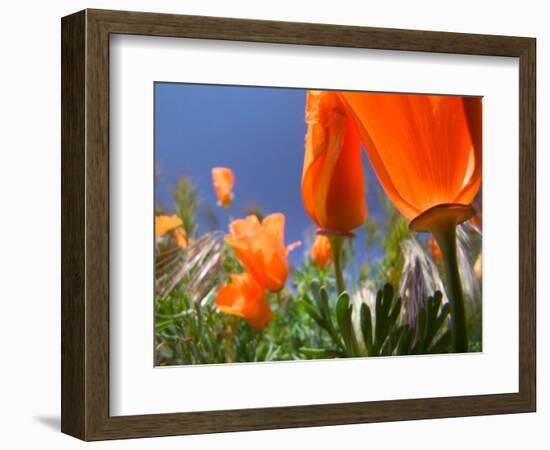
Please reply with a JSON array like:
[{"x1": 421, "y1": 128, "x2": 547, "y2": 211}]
[{"x1": 154, "y1": 83, "x2": 386, "y2": 268}]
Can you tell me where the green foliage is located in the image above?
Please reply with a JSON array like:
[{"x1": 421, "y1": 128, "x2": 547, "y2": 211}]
[
  {"x1": 466, "y1": 299, "x2": 483, "y2": 352},
  {"x1": 222, "y1": 243, "x2": 244, "y2": 275},
  {"x1": 365, "y1": 190, "x2": 411, "y2": 287},
  {"x1": 394, "y1": 291, "x2": 451, "y2": 355},
  {"x1": 336, "y1": 292, "x2": 361, "y2": 356},
  {"x1": 156, "y1": 293, "x2": 228, "y2": 365},
  {"x1": 359, "y1": 262, "x2": 370, "y2": 283},
  {"x1": 155, "y1": 169, "x2": 476, "y2": 366},
  {"x1": 300, "y1": 281, "x2": 346, "y2": 356},
  {"x1": 363, "y1": 217, "x2": 381, "y2": 249},
  {"x1": 263, "y1": 290, "x2": 333, "y2": 361},
  {"x1": 293, "y1": 259, "x2": 332, "y2": 297},
  {"x1": 301, "y1": 282, "x2": 452, "y2": 358},
  {"x1": 157, "y1": 276, "x2": 457, "y2": 364},
  {"x1": 360, "y1": 283, "x2": 402, "y2": 356},
  {"x1": 379, "y1": 217, "x2": 409, "y2": 287},
  {"x1": 155, "y1": 284, "x2": 332, "y2": 365},
  {"x1": 172, "y1": 176, "x2": 198, "y2": 237}
]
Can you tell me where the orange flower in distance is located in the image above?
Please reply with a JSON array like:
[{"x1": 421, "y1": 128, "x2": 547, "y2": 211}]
[
  {"x1": 216, "y1": 272, "x2": 272, "y2": 330},
  {"x1": 301, "y1": 90, "x2": 367, "y2": 233},
  {"x1": 155, "y1": 214, "x2": 183, "y2": 240},
  {"x1": 340, "y1": 92, "x2": 481, "y2": 221},
  {"x1": 212, "y1": 167, "x2": 234, "y2": 208},
  {"x1": 311, "y1": 234, "x2": 332, "y2": 269},
  {"x1": 173, "y1": 228, "x2": 188, "y2": 248},
  {"x1": 427, "y1": 237, "x2": 441, "y2": 263},
  {"x1": 225, "y1": 213, "x2": 301, "y2": 293}
]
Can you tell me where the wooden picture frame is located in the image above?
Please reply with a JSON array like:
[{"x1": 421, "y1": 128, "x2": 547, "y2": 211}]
[{"x1": 61, "y1": 8, "x2": 536, "y2": 441}]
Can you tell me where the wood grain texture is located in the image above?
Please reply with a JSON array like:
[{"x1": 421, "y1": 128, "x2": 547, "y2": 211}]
[
  {"x1": 61, "y1": 10, "x2": 86, "y2": 439},
  {"x1": 60, "y1": 8, "x2": 537, "y2": 441},
  {"x1": 518, "y1": 38, "x2": 536, "y2": 409}
]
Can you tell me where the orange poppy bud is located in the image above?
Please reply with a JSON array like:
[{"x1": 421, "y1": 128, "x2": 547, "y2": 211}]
[
  {"x1": 216, "y1": 272, "x2": 272, "y2": 330},
  {"x1": 311, "y1": 234, "x2": 332, "y2": 269},
  {"x1": 225, "y1": 213, "x2": 300, "y2": 293},
  {"x1": 173, "y1": 228, "x2": 188, "y2": 248},
  {"x1": 286, "y1": 241, "x2": 302, "y2": 254},
  {"x1": 211, "y1": 167, "x2": 234, "y2": 208},
  {"x1": 340, "y1": 93, "x2": 481, "y2": 221},
  {"x1": 155, "y1": 214, "x2": 183, "y2": 240},
  {"x1": 301, "y1": 90, "x2": 367, "y2": 233}
]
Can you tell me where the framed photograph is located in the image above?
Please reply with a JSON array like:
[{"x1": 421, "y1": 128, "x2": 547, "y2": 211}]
[{"x1": 61, "y1": 9, "x2": 536, "y2": 441}]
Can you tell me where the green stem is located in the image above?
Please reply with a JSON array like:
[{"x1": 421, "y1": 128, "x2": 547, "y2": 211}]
[
  {"x1": 155, "y1": 309, "x2": 194, "y2": 320},
  {"x1": 432, "y1": 224, "x2": 468, "y2": 353},
  {"x1": 328, "y1": 235, "x2": 346, "y2": 295}
]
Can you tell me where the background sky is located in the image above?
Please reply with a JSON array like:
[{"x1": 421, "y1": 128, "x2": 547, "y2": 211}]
[{"x1": 154, "y1": 82, "x2": 386, "y2": 268}]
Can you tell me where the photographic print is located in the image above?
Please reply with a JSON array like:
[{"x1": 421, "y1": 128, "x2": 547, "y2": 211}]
[
  {"x1": 61, "y1": 11, "x2": 536, "y2": 439},
  {"x1": 154, "y1": 84, "x2": 482, "y2": 366}
]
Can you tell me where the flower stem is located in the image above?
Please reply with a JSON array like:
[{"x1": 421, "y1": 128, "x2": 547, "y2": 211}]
[
  {"x1": 225, "y1": 316, "x2": 237, "y2": 363},
  {"x1": 432, "y1": 223, "x2": 468, "y2": 353},
  {"x1": 328, "y1": 235, "x2": 346, "y2": 295},
  {"x1": 410, "y1": 204, "x2": 474, "y2": 353}
]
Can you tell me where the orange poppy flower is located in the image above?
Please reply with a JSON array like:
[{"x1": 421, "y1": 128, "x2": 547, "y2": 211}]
[
  {"x1": 211, "y1": 167, "x2": 234, "y2": 208},
  {"x1": 225, "y1": 213, "x2": 301, "y2": 293},
  {"x1": 311, "y1": 234, "x2": 332, "y2": 269},
  {"x1": 301, "y1": 90, "x2": 367, "y2": 233},
  {"x1": 173, "y1": 228, "x2": 188, "y2": 248},
  {"x1": 463, "y1": 97, "x2": 483, "y2": 170},
  {"x1": 340, "y1": 92, "x2": 481, "y2": 221},
  {"x1": 216, "y1": 272, "x2": 272, "y2": 330},
  {"x1": 155, "y1": 214, "x2": 183, "y2": 240}
]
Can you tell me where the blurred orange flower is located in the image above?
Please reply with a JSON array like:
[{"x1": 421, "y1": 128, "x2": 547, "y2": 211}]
[
  {"x1": 216, "y1": 272, "x2": 272, "y2": 330},
  {"x1": 173, "y1": 228, "x2": 188, "y2": 248},
  {"x1": 211, "y1": 167, "x2": 234, "y2": 208},
  {"x1": 301, "y1": 90, "x2": 367, "y2": 233},
  {"x1": 340, "y1": 93, "x2": 481, "y2": 221},
  {"x1": 311, "y1": 234, "x2": 332, "y2": 269},
  {"x1": 473, "y1": 254, "x2": 482, "y2": 281},
  {"x1": 155, "y1": 214, "x2": 183, "y2": 240},
  {"x1": 225, "y1": 213, "x2": 301, "y2": 293},
  {"x1": 427, "y1": 237, "x2": 441, "y2": 263}
]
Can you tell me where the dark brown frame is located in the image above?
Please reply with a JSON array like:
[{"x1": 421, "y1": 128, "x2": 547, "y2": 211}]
[{"x1": 61, "y1": 8, "x2": 536, "y2": 441}]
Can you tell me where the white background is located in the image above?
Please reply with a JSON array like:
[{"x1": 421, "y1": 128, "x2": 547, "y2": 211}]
[
  {"x1": 0, "y1": 0, "x2": 547, "y2": 449},
  {"x1": 110, "y1": 35, "x2": 519, "y2": 415}
]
